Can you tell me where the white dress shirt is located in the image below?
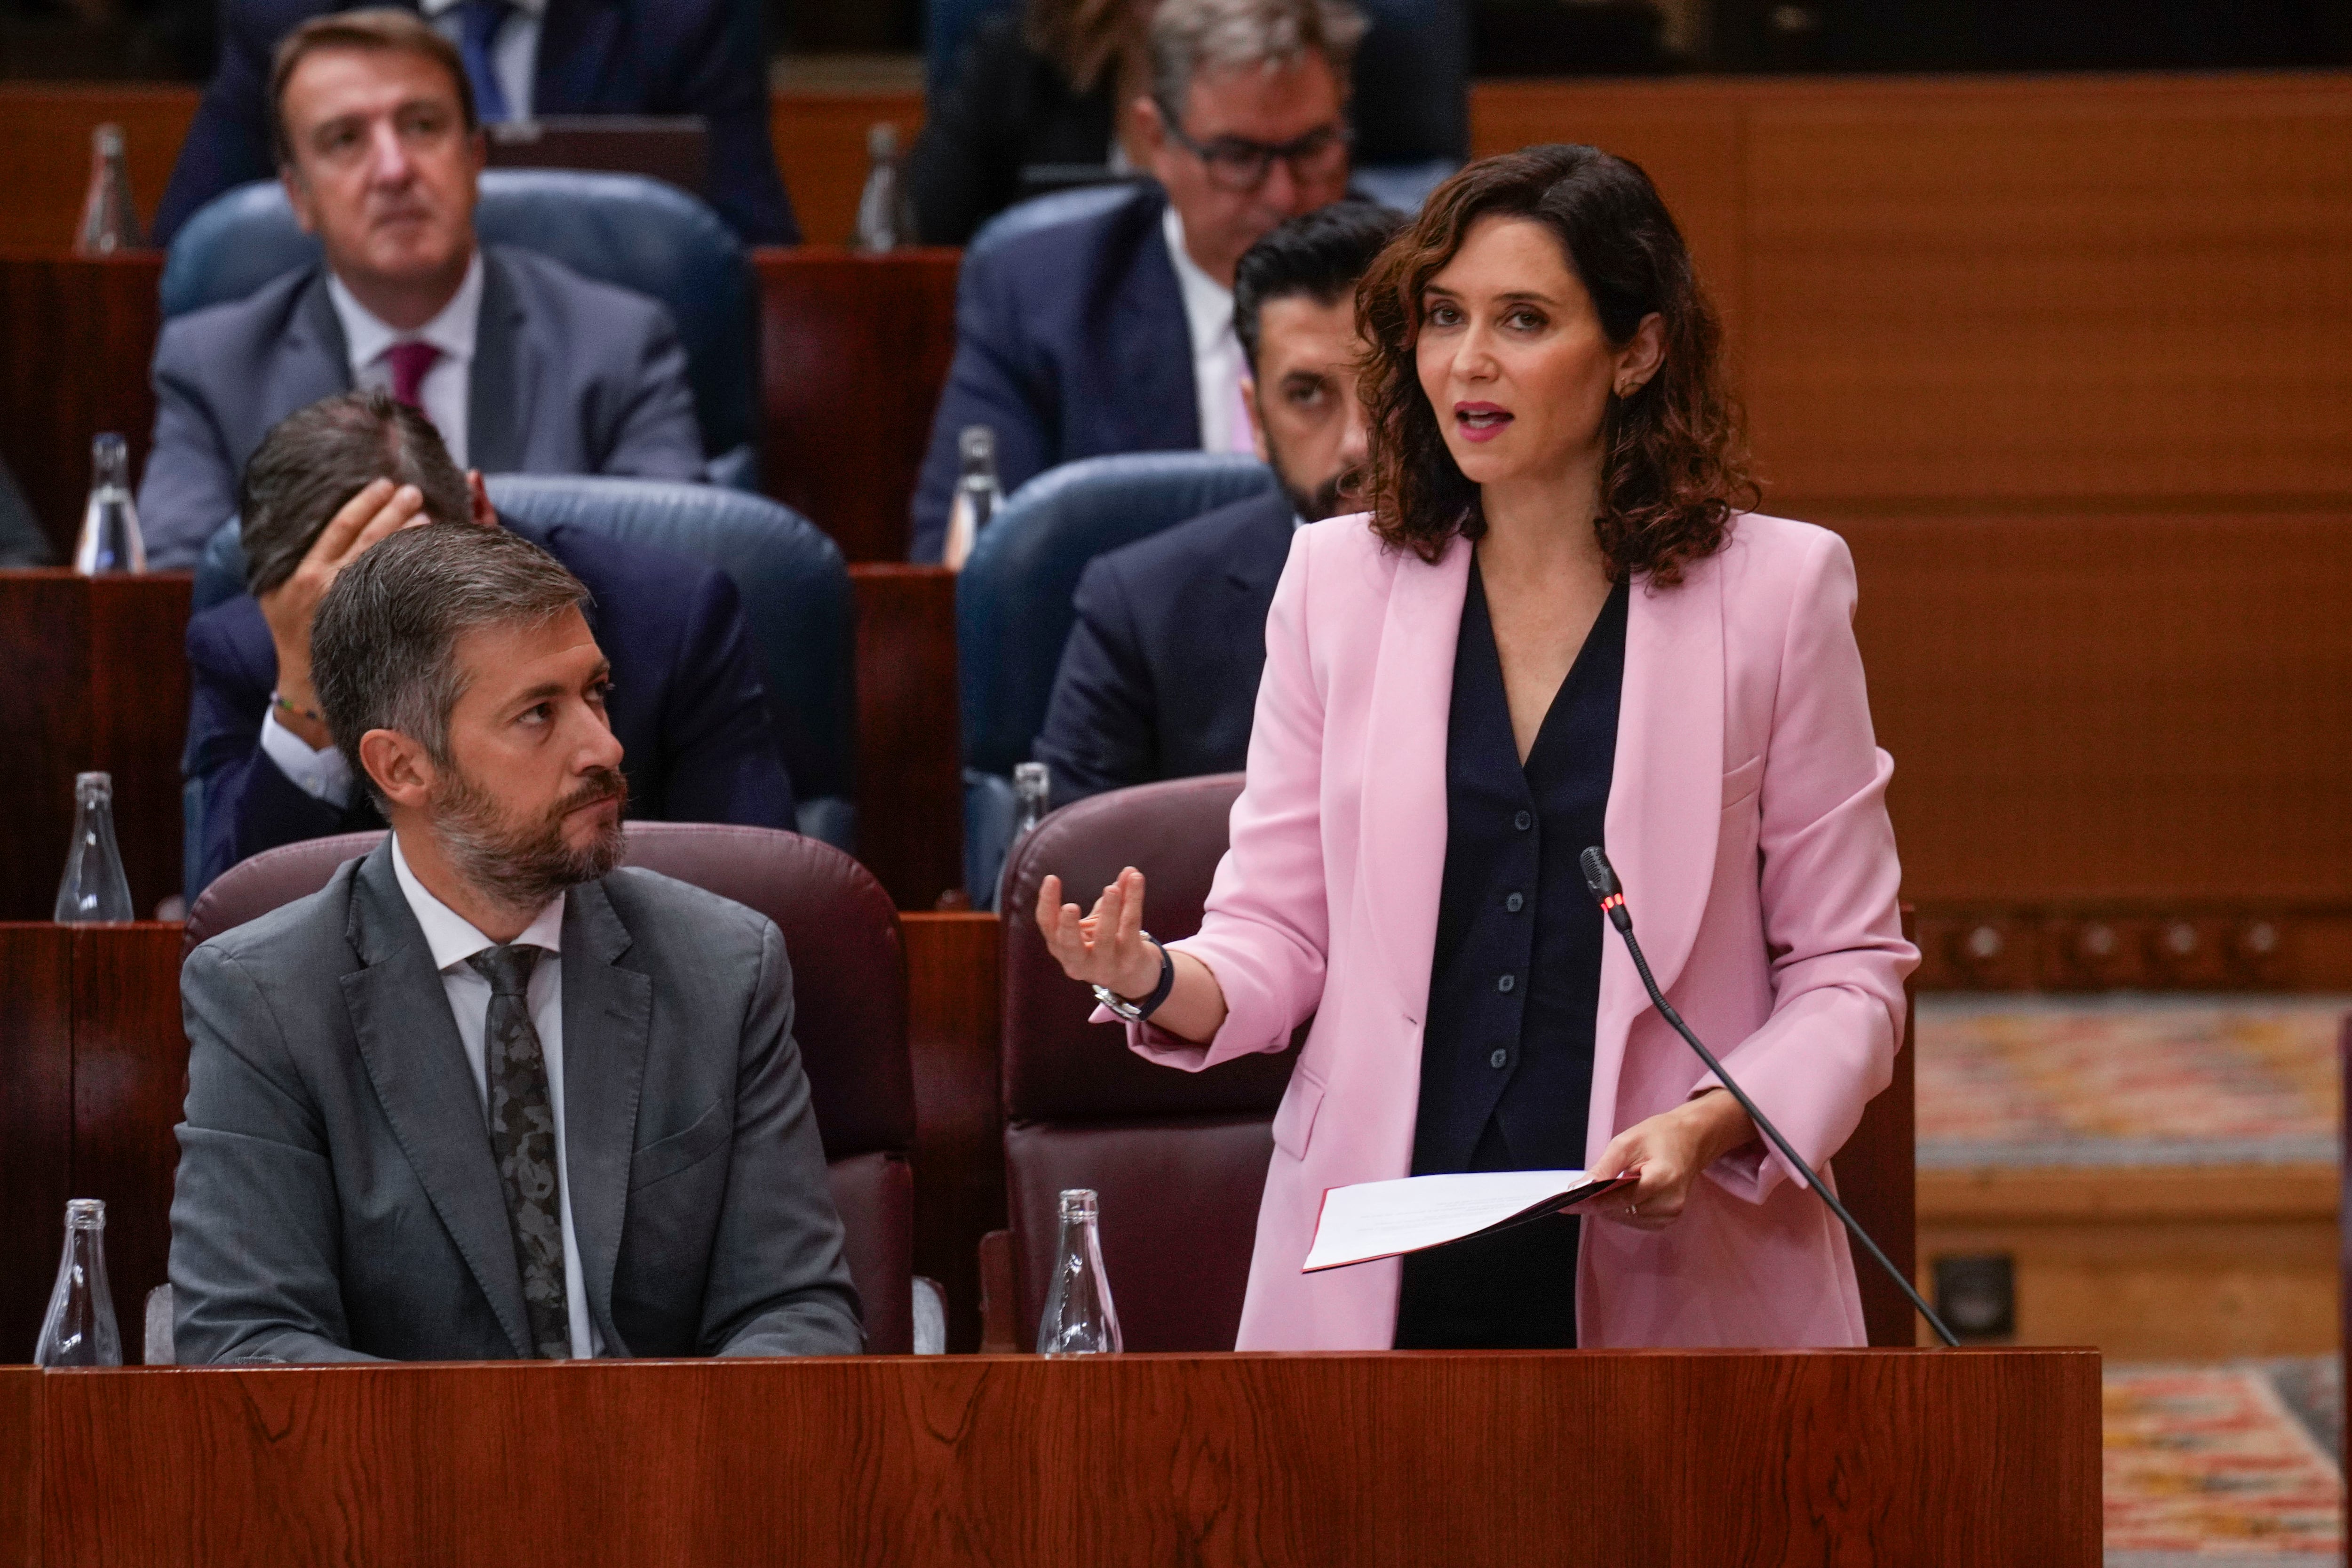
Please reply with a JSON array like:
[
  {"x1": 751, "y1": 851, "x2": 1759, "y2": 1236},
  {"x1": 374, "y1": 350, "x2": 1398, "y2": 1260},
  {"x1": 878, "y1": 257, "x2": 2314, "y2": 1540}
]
[
  {"x1": 326, "y1": 248, "x2": 485, "y2": 467},
  {"x1": 391, "y1": 834, "x2": 601, "y2": 1358},
  {"x1": 259, "y1": 713, "x2": 356, "y2": 806},
  {"x1": 1162, "y1": 205, "x2": 1252, "y2": 456},
  {"x1": 421, "y1": 0, "x2": 545, "y2": 123}
]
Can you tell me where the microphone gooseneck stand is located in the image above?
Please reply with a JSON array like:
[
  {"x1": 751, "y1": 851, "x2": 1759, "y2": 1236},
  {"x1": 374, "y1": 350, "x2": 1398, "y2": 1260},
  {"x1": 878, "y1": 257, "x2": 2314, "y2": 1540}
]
[{"x1": 1579, "y1": 846, "x2": 1959, "y2": 1348}]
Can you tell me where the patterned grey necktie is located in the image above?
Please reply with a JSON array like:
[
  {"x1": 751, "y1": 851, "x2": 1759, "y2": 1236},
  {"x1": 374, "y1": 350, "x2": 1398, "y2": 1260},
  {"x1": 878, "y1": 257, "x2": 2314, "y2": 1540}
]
[{"x1": 467, "y1": 943, "x2": 572, "y2": 1359}]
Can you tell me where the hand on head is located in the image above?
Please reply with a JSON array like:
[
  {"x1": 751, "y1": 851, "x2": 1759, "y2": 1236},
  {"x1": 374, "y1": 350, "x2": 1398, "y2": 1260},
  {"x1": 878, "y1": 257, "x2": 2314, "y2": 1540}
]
[
  {"x1": 258, "y1": 477, "x2": 429, "y2": 748},
  {"x1": 1035, "y1": 867, "x2": 1165, "y2": 1000}
]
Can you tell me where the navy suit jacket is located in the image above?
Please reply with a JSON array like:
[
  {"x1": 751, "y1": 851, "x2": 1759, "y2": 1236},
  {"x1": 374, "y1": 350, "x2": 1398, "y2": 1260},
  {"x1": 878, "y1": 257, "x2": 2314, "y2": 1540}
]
[
  {"x1": 139, "y1": 245, "x2": 704, "y2": 568},
  {"x1": 910, "y1": 183, "x2": 1196, "y2": 561},
  {"x1": 1032, "y1": 488, "x2": 1293, "y2": 806},
  {"x1": 152, "y1": 0, "x2": 796, "y2": 246},
  {"x1": 184, "y1": 514, "x2": 795, "y2": 893}
]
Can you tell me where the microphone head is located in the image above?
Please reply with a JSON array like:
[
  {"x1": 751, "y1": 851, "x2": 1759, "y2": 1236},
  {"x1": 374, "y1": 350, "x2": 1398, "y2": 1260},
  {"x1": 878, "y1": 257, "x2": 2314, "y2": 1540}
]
[{"x1": 1580, "y1": 846, "x2": 1621, "y2": 904}]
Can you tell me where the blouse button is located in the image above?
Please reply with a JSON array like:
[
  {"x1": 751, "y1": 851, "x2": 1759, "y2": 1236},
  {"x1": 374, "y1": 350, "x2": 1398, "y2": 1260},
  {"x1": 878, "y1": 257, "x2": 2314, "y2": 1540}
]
[
  {"x1": 1489, "y1": 1048, "x2": 1509, "y2": 1069},
  {"x1": 1497, "y1": 973, "x2": 1516, "y2": 994},
  {"x1": 1505, "y1": 892, "x2": 1525, "y2": 913},
  {"x1": 1513, "y1": 810, "x2": 1533, "y2": 831}
]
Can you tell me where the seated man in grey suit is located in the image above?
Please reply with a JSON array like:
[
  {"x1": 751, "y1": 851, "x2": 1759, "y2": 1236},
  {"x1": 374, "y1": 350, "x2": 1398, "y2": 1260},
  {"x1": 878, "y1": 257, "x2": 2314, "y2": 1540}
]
[
  {"x1": 171, "y1": 523, "x2": 861, "y2": 1363},
  {"x1": 138, "y1": 8, "x2": 704, "y2": 567}
]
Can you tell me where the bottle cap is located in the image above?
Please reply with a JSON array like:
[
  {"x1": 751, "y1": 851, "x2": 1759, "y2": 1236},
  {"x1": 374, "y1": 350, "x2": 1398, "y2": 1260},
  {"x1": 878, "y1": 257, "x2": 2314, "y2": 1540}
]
[
  {"x1": 1057, "y1": 1188, "x2": 1098, "y2": 1222},
  {"x1": 94, "y1": 124, "x2": 125, "y2": 158},
  {"x1": 958, "y1": 425, "x2": 995, "y2": 463},
  {"x1": 65, "y1": 1198, "x2": 106, "y2": 1227},
  {"x1": 74, "y1": 771, "x2": 113, "y2": 800},
  {"x1": 867, "y1": 122, "x2": 898, "y2": 160}
]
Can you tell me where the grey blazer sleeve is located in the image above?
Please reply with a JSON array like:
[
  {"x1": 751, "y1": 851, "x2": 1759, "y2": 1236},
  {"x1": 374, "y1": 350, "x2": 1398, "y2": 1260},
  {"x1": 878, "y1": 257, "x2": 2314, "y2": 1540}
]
[
  {"x1": 170, "y1": 943, "x2": 378, "y2": 1364},
  {"x1": 703, "y1": 920, "x2": 865, "y2": 1356},
  {"x1": 595, "y1": 306, "x2": 707, "y2": 481},
  {"x1": 138, "y1": 323, "x2": 245, "y2": 570}
]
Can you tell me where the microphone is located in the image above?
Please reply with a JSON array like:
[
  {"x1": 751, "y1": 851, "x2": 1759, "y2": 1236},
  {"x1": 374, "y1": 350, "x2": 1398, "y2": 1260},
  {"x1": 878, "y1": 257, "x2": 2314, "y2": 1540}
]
[{"x1": 1579, "y1": 846, "x2": 1957, "y2": 1348}]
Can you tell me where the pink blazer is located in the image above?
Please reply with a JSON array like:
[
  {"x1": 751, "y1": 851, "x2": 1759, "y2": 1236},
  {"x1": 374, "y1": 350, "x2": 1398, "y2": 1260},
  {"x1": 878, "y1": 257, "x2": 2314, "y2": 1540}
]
[{"x1": 1118, "y1": 510, "x2": 1918, "y2": 1350}]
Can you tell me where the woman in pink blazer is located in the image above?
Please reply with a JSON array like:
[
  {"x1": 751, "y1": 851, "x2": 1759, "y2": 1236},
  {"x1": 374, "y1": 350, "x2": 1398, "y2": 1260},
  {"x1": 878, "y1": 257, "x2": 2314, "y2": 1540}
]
[{"x1": 1038, "y1": 144, "x2": 1918, "y2": 1351}]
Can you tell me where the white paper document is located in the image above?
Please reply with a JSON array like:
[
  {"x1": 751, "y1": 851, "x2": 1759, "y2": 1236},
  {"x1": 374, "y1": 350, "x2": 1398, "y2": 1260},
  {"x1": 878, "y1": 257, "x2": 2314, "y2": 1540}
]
[{"x1": 1301, "y1": 1170, "x2": 1636, "y2": 1273}]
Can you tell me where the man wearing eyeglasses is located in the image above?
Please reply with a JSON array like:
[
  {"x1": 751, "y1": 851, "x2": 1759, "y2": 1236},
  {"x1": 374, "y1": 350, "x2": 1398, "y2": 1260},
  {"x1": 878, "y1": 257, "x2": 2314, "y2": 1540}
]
[{"x1": 910, "y1": 0, "x2": 1362, "y2": 563}]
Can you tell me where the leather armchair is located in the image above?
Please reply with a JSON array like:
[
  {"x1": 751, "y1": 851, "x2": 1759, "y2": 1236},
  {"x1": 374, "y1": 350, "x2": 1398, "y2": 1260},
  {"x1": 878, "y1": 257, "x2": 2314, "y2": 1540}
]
[
  {"x1": 159, "y1": 171, "x2": 760, "y2": 488},
  {"x1": 187, "y1": 475, "x2": 855, "y2": 869},
  {"x1": 182, "y1": 821, "x2": 919, "y2": 1354},
  {"x1": 993, "y1": 773, "x2": 1299, "y2": 1352},
  {"x1": 956, "y1": 452, "x2": 1275, "y2": 903}
]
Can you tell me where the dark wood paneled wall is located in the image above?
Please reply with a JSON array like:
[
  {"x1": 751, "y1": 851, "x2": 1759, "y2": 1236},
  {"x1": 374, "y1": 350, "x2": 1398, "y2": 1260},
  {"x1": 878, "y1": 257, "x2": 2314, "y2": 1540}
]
[
  {"x1": 0, "y1": 924, "x2": 183, "y2": 1367},
  {"x1": 902, "y1": 912, "x2": 1002, "y2": 1351},
  {"x1": 0, "y1": 573, "x2": 191, "y2": 921},
  {"x1": 16, "y1": 1351, "x2": 2100, "y2": 1564},
  {"x1": 849, "y1": 565, "x2": 960, "y2": 908},
  {"x1": 761, "y1": 252, "x2": 957, "y2": 563}
]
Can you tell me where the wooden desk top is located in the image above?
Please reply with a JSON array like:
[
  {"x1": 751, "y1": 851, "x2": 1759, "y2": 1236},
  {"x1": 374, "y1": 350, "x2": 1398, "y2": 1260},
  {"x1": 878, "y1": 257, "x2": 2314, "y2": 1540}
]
[{"x1": 3, "y1": 1348, "x2": 2100, "y2": 1565}]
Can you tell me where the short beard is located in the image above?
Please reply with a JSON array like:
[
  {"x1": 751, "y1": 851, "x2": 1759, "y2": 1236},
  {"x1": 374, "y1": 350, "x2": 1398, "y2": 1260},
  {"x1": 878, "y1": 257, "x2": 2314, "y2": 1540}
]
[
  {"x1": 428, "y1": 761, "x2": 628, "y2": 916},
  {"x1": 1268, "y1": 434, "x2": 1362, "y2": 524}
]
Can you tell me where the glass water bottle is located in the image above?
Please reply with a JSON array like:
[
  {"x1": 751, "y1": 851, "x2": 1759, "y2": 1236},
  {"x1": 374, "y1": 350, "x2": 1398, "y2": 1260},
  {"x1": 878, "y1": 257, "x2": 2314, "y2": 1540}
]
[
  {"x1": 55, "y1": 772, "x2": 135, "y2": 923},
  {"x1": 1036, "y1": 1188, "x2": 1122, "y2": 1356},
  {"x1": 853, "y1": 121, "x2": 915, "y2": 255},
  {"x1": 943, "y1": 424, "x2": 1001, "y2": 571},
  {"x1": 1012, "y1": 762, "x2": 1050, "y2": 841},
  {"x1": 73, "y1": 433, "x2": 146, "y2": 574},
  {"x1": 34, "y1": 1199, "x2": 123, "y2": 1367},
  {"x1": 73, "y1": 124, "x2": 143, "y2": 256}
]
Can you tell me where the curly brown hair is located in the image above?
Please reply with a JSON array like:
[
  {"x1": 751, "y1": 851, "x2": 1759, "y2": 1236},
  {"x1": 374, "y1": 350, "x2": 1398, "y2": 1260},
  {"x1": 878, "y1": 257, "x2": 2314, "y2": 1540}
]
[{"x1": 1356, "y1": 143, "x2": 1757, "y2": 582}]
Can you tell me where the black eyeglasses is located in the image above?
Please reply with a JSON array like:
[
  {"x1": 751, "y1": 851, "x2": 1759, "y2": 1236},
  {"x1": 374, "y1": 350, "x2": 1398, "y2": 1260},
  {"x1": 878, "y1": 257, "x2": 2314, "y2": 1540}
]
[{"x1": 1155, "y1": 104, "x2": 1352, "y2": 194}]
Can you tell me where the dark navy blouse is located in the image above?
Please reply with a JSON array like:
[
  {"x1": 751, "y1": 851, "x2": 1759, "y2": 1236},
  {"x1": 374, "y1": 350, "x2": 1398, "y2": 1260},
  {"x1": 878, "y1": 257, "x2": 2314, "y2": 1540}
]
[{"x1": 1393, "y1": 562, "x2": 1628, "y2": 1350}]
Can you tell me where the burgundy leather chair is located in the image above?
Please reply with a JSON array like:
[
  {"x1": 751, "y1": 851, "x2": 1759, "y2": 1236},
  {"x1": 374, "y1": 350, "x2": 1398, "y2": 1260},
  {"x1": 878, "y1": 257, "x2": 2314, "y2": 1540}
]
[
  {"x1": 183, "y1": 822, "x2": 918, "y2": 1354},
  {"x1": 996, "y1": 774, "x2": 1298, "y2": 1352},
  {"x1": 996, "y1": 776, "x2": 1923, "y2": 1352}
]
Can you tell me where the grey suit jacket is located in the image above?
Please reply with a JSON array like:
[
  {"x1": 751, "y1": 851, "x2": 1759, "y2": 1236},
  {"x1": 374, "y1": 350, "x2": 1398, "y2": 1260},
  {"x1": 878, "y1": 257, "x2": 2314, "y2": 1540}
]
[
  {"x1": 170, "y1": 839, "x2": 864, "y2": 1363},
  {"x1": 137, "y1": 243, "x2": 707, "y2": 567}
]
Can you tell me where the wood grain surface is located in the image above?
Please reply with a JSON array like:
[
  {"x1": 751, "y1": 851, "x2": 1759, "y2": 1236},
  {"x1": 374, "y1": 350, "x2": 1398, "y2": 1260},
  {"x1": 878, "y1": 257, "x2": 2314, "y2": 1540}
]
[
  {"x1": 0, "y1": 257, "x2": 167, "y2": 563},
  {"x1": 0, "y1": 1368, "x2": 36, "y2": 1568},
  {"x1": 31, "y1": 1350, "x2": 2100, "y2": 1566},
  {"x1": 67, "y1": 924, "x2": 186, "y2": 1363},
  {"x1": 902, "y1": 912, "x2": 1005, "y2": 1352},
  {"x1": 757, "y1": 248, "x2": 958, "y2": 561},
  {"x1": 850, "y1": 564, "x2": 961, "y2": 908},
  {"x1": 0, "y1": 931, "x2": 74, "y2": 1369},
  {"x1": 0, "y1": 573, "x2": 191, "y2": 921}
]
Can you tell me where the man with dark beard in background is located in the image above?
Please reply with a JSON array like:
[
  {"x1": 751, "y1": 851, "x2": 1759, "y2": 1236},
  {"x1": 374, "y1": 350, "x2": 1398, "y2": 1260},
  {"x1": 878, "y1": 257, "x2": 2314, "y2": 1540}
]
[{"x1": 1033, "y1": 198, "x2": 1402, "y2": 805}]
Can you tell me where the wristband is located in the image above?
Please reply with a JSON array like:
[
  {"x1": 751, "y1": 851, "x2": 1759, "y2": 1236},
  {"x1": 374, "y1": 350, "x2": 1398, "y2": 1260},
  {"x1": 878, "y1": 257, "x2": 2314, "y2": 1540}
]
[
  {"x1": 1093, "y1": 934, "x2": 1175, "y2": 1023},
  {"x1": 271, "y1": 690, "x2": 326, "y2": 727}
]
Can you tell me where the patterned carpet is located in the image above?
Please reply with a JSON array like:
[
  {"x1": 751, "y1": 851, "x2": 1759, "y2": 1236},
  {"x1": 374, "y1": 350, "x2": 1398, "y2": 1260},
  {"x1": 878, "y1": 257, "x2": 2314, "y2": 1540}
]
[
  {"x1": 2106, "y1": 1360, "x2": 2342, "y2": 1565},
  {"x1": 1915, "y1": 995, "x2": 2349, "y2": 1169}
]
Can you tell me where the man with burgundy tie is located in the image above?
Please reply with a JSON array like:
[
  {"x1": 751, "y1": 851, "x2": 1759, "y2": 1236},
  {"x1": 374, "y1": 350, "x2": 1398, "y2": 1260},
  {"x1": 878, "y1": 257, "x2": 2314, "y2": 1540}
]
[
  {"x1": 137, "y1": 8, "x2": 706, "y2": 568},
  {"x1": 150, "y1": 0, "x2": 797, "y2": 247},
  {"x1": 171, "y1": 522, "x2": 863, "y2": 1364}
]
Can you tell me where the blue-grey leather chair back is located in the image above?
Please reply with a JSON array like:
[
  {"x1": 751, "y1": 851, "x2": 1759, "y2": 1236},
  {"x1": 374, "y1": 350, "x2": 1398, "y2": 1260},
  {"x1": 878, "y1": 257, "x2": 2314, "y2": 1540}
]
[
  {"x1": 159, "y1": 172, "x2": 760, "y2": 479},
  {"x1": 956, "y1": 452, "x2": 1276, "y2": 899},
  {"x1": 188, "y1": 477, "x2": 852, "y2": 860},
  {"x1": 966, "y1": 182, "x2": 1143, "y2": 260}
]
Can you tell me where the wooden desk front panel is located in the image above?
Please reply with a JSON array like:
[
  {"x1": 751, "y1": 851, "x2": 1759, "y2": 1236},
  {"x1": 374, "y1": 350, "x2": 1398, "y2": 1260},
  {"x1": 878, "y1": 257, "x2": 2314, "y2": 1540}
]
[
  {"x1": 0, "y1": 572, "x2": 192, "y2": 921},
  {"x1": 0, "y1": 924, "x2": 184, "y2": 1368},
  {"x1": 27, "y1": 1351, "x2": 2098, "y2": 1565}
]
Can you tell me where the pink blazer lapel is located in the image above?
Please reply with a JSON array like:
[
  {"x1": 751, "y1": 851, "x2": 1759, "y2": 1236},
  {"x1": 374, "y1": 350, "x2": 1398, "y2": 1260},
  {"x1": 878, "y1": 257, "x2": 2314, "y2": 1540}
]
[
  {"x1": 1355, "y1": 535, "x2": 1472, "y2": 1026},
  {"x1": 1588, "y1": 564, "x2": 1725, "y2": 1153}
]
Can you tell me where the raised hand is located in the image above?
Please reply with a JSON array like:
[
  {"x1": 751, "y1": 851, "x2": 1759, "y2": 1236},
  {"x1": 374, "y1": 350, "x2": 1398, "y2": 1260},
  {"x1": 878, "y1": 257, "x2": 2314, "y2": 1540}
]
[
  {"x1": 257, "y1": 479, "x2": 429, "y2": 748},
  {"x1": 1034, "y1": 866, "x2": 1162, "y2": 1001}
]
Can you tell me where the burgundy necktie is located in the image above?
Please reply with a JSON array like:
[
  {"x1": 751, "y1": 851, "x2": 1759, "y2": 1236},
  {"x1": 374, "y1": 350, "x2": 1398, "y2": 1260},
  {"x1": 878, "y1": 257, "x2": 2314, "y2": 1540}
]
[{"x1": 386, "y1": 341, "x2": 442, "y2": 413}]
